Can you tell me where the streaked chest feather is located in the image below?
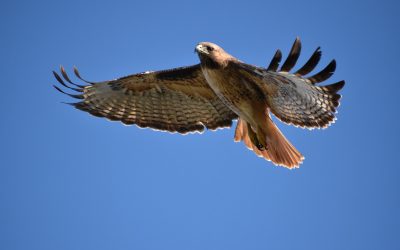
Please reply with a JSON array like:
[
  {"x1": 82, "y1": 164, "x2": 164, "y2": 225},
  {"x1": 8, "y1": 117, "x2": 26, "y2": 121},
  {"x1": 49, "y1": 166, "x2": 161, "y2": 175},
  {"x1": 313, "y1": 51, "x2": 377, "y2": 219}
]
[
  {"x1": 202, "y1": 68, "x2": 246, "y2": 105},
  {"x1": 202, "y1": 68, "x2": 265, "y2": 118}
]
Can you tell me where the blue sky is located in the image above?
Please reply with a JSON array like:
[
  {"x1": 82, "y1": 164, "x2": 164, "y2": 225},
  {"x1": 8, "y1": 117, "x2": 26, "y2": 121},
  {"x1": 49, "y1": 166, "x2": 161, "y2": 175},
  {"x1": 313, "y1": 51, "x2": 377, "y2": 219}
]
[{"x1": 1, "y1": 0, "x2": 399, "y2": 249}]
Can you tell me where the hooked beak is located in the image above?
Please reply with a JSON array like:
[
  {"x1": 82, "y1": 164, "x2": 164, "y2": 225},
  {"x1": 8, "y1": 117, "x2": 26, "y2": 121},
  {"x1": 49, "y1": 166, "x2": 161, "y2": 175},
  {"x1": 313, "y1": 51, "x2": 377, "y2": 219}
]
[{"x1": 195, "y1": 44, "x2": 208, "y2": 55}]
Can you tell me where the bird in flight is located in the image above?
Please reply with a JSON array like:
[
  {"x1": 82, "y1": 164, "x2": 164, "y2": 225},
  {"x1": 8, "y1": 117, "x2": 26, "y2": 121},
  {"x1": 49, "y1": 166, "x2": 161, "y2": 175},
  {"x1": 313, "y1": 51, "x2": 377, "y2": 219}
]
[{"x1": 53, "y1": 38, "x2": 344, "y2": 169}]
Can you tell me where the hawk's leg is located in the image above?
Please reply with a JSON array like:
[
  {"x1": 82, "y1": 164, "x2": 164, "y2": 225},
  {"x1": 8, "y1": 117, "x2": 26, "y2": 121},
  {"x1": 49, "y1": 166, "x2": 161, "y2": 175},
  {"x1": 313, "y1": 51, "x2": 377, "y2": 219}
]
[{"x1": 247, "y1": 122, "x2": 267, "y2": 151}]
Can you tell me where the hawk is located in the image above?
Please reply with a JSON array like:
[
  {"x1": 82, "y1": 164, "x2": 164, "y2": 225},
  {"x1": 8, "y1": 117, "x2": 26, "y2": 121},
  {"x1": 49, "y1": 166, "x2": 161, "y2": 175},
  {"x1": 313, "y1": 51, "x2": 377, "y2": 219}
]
[{"x1": 53, "y1": 38, "x2": 344, "y2": 169}]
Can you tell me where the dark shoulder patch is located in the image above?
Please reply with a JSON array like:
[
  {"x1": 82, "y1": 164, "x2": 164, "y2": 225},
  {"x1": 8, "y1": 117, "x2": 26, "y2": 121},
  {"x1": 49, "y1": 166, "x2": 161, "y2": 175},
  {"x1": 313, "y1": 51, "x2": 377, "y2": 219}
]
[{"x1": 155, "y1": 64, "x2": 201, "y2": 80}]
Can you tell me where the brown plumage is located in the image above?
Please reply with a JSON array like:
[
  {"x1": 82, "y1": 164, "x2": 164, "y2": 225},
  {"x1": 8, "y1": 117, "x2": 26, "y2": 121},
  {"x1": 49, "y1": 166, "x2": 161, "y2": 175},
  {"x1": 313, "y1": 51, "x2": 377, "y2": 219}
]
[{"x1": 53, "y1": 38, "x2": 345, "y2": 169}]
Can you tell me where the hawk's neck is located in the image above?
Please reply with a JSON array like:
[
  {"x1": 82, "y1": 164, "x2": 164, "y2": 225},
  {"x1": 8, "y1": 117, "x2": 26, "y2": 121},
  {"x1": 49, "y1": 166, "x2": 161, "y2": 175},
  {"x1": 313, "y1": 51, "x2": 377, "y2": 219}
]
[{"x1": 199, "y1": 54, "x2": 237, "y2": 70}]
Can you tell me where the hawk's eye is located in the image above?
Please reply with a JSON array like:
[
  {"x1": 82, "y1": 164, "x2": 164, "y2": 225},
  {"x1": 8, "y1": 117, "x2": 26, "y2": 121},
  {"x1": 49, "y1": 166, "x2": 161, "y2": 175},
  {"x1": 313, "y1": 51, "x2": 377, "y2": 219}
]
[{"x1": 207, "y1": 46, "x2": 214, "y2": 52}]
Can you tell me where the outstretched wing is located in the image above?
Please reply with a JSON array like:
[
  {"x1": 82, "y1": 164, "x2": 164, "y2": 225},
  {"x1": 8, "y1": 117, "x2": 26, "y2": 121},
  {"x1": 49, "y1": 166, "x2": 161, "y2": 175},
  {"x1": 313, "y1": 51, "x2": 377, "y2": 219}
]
[
  {"x1": 53, "y1": 64, "x2": 237, "y2": 134},
  {"x1": 242, "y1": 37, "x2": 345, "y2": 129}
]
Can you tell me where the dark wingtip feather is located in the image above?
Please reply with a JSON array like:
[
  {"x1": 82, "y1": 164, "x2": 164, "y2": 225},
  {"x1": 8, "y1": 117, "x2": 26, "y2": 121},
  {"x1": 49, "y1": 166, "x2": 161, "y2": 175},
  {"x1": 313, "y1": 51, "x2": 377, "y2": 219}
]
[
  {"x1": 322, "y1": 80, "x2": 345, "y2": 93},
  {"x1": 53, "y1": 71, "x2": 83, "y2": 92},
  {"x1": 59, "y1": 66, "x2": 86, "y2": 88},
  {"x1": 307, "y1": 59, "x2": 336, "y2": 84},
  {"x1": 53, "y1": 71, "x2": 65, "y2": 85},
  {"x1": 280, "y1": 37, "x2": 302, "y2": 72},
  {"x1": 267, "y1": 49, "x2": 282, "y2": 71},
  {"x1": 60, "y1": 66, "x2": 72, "y2": 83},
  {"x1": 73, "y1": 66, "x2": 95, "y2": 85},
  {"x1": 61, "y1": 102, "x2": 89, "y2": 111},
  {"x1": 61, "y1": 101, "x2": 77, "y2": 106},
  {"x1": 294, "y1": 47, "x2": 322, "y2": 76},
  {"x1": 331, "y1": 94, "x2": 341, "y2": 107},
  {"x1": 53, "y1": 85, "x2": 84, "y2": 99}
]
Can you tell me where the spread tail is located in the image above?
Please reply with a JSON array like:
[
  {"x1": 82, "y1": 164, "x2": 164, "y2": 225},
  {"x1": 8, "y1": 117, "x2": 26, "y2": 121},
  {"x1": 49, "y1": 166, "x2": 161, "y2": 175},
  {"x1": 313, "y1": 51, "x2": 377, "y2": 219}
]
[{"x1": 234, "y1": 118, "x2": 304, "y2": 169}]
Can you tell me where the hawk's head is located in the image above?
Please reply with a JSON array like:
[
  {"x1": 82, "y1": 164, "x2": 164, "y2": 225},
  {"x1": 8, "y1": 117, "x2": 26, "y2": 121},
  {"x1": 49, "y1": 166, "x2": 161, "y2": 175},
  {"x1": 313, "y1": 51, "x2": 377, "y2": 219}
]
[{"x1": 195, "y1": 42, "x2": 235, "y2": 69}]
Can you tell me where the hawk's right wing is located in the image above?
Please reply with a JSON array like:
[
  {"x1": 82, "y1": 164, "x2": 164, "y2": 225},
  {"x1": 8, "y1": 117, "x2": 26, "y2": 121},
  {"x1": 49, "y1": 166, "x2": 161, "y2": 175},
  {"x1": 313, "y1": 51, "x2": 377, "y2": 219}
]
[{"x1": 53, "y1": 64, "x2": 237, "y2": 134}]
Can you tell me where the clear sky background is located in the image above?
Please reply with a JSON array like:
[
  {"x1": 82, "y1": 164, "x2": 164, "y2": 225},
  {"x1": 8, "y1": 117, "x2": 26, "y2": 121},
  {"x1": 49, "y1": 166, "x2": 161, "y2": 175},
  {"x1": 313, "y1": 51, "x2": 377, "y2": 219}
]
[{"x1": 1, "y1": 0, "x2": 399, "y2": 249}]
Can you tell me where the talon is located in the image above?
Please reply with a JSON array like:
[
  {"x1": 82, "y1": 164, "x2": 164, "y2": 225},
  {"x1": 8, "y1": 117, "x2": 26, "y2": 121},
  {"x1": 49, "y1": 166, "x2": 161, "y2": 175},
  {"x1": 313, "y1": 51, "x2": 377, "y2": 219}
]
[
  {"x1": 247, "y1": 123, "x2": 267, "y2": 151},
  {"x1": 256, "y1": 127, "x2": 268, "y2": 151},
  {"x1": 256, "y1": 143, "x2": 266, "y2": 151},
  {"x1": 255, "y1": 140, "x2": 268, "y2": 151}
]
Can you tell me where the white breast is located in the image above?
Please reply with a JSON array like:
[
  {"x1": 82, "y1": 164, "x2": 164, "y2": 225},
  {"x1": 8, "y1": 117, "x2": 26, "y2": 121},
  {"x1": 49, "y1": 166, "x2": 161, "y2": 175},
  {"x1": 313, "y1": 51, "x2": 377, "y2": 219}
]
[
  {"x1": 201, "y1": 68, "x2": 244, "y2": 117},
  {"x1": 202, "y1": 69, "x2": 221, "y2": 94}
]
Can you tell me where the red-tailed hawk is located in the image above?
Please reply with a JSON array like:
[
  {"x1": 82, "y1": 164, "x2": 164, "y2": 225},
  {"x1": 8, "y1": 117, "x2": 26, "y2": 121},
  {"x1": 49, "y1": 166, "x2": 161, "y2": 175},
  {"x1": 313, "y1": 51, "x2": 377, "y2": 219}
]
[{"x1": 53, "y1": 38, "x2": 344, "y2": 169}]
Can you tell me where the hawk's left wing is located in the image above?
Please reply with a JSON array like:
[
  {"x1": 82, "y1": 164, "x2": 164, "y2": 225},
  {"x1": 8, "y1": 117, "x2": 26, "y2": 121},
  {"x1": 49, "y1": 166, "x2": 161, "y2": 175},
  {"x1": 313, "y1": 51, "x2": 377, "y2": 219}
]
[
  {"x1": 53, "y1": 64, "x2": 237, "y2": 134},
  {"x1": 237, "y1": 38, "x2": 345, "y2": 129}
]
